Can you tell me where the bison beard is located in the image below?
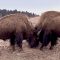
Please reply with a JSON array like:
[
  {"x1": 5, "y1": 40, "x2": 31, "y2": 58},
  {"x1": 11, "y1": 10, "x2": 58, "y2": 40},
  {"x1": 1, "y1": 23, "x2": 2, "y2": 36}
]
[{"x1": 38, "y1": 30, "x2": 58, "y2": 50}]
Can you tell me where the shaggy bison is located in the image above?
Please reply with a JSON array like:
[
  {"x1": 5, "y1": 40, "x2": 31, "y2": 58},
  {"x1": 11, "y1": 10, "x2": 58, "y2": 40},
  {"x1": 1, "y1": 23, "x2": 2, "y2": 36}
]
[
  {"x1": 32, "y1": 11, "x2": 60, "y2": 50},
  {"x1": 0, "y1": 13, "x2": 35, "y2": 51}
]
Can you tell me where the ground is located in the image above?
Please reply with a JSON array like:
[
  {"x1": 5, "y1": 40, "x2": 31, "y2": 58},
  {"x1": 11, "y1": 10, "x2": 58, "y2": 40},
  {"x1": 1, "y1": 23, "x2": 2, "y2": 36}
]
[{"x1": 0, "y1": 16, "x2": 60, "y2": 60}]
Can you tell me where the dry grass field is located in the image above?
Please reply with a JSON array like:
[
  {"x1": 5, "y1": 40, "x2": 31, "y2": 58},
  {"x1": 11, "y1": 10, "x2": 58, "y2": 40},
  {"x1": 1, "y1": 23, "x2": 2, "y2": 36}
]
[{"x1": 0, "y1": 16, "x2": 60, "y2": 60}]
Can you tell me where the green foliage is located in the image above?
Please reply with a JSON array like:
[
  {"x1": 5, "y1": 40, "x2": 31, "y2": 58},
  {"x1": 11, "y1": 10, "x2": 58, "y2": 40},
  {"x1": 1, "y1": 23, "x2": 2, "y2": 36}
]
[{"x1": 0, "y1": 9, "x2": 38, "y2": 17}]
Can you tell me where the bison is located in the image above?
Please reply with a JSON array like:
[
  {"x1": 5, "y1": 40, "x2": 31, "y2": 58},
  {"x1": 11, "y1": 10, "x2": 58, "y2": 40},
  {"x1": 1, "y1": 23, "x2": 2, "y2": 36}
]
[
  {"x1": 31, "y1": 11, "x2": 60, "y2": 50},
  {"x1": 0, "y1": 13, "x2": 35, "y2": 51}
]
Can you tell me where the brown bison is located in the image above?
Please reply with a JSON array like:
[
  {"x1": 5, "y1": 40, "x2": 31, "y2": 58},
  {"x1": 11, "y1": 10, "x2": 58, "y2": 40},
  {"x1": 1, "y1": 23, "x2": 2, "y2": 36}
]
[
  {"x1": 32, "y1": 11, "x2": 60, "y2": 50},
  {"x1": 0, "y1": 13, "x2": 35, "y2": 51}
]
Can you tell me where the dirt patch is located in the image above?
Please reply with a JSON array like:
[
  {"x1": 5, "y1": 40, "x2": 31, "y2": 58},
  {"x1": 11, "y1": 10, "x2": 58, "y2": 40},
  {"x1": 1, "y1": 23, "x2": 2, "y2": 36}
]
[{"x1": 0, "y1": 39, "x2": 60, "y2": 60}]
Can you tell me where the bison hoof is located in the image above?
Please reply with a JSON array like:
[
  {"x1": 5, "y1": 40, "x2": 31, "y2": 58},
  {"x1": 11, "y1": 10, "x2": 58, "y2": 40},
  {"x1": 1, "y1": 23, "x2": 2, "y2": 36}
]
[
  {"x1": 49, "y1": 47, "x2": 53, "y2": 50},
  {"x1": 18, "y1": 48, "x2": 23, "y2": 52},
  {"x1": 40, "y1": 47, "x2": 43, "y2": 50},
  {"x1": 7, "y1": 46, "x2": 15, "y2": 52}
]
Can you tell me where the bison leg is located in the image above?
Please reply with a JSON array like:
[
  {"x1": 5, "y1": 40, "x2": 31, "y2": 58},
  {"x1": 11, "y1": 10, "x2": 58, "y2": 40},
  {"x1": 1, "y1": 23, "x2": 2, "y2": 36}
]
[
  {"x1": 50, "y1": 32, "x2": 57, "y2": 50},
  {"x1": 37, "y1": 29, "x2": 45, "y2": 50},
  {"x1": 16, "y1": 33, "x2": 23, "y2": 51},
  {"x1": 40, "y1": 31, "x2": 46, "y2": 50},
  {"x1": 40, "y1": 31, "x2": 50, "y2": 50},
  {"x1": 10, "y1": 33, "x2": 15, "y2": 51},
  {"x1": 50, "y1": 41, "x2": 56, "y2": 50},
  {"x1": 50, "y1": 35, "x2": 57, "y2": 50},
  {"x1": 40, "y1": 44, "x2": 45, "y2": 50}
]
